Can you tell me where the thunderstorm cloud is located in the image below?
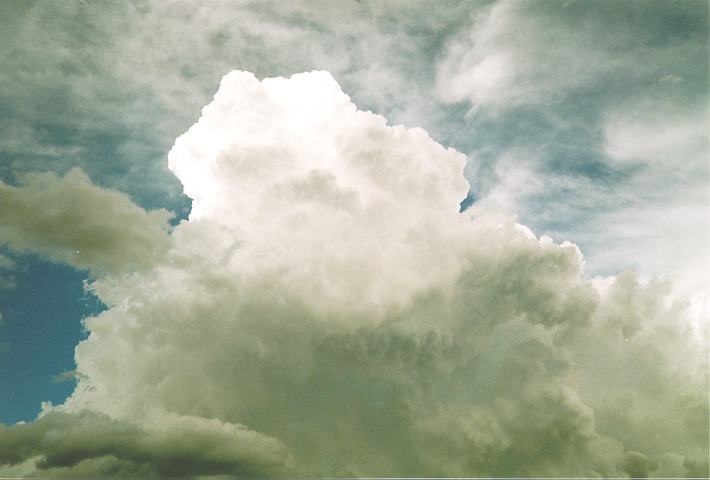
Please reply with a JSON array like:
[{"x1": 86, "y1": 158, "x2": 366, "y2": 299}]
[{"x1": 0, "y1": 72, "x2": 707, "y2": 477}]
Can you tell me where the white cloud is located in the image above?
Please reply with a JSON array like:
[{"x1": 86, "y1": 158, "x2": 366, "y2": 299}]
[
  {"x1": 434, "y1": 0, "x2": 706, "y2": 116},
  {"x1": 604, "y1": 106, "x2": 708, "y2": 165},
  {"x1": 0, "y1": 71, "x2": 706, "y2": 477},
  {"x1": 465, "y1": 149, "x2": 543, "y2": 219},
  {"x1": 593, "y1": 100, "x2": 709, "y2": 297},
  {"x1": 429, "y1": 0, "x2": 709, "y2": 321},
  {"x1": 434, "y1": 0, "x2": 600, "y2": 111}
]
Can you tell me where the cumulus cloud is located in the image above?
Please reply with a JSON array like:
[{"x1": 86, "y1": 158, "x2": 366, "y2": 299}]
[
  {"x1": 0, "y1": 410, "x2": 290, "y2": 478},
  {"x1": 0, "y1": 169, "x2": 172, "y2": 275},
  {"x1": 0, "y1": 71, "x2": 706, "y2": 477},
  {"x1": 3, "y1": 0, "x2": 705, "y2": 313},
  {"x1": 0, "y1": 0, "x2": 471, "y2": 204}
]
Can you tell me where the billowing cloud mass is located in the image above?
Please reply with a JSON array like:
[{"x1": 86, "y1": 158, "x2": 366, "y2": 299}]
[
  {"x1": 2, "y1": 0, "x2": 706, "y2": 301},
  {"x1": 0, "y1": 72, "x2": 706, "y2": 477},
  {"x1": 0, "y1": 169, "x2": 172, "y2": 275}
]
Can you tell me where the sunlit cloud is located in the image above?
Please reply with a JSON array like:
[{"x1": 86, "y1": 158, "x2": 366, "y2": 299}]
[{"x1": 0, "y1": 71, "x2": 705, "y2": 477}]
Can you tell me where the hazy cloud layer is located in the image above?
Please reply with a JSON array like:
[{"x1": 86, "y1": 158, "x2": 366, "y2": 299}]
[
  {"x1": 0, "y1": 169, "x2": 172, "y2": 275},
  {"x1": 0, "y1": 72, "x2": 706, "y2": 477},
  {"x1": 435, "y1": 0, "x2": 707, "y2": 112}
]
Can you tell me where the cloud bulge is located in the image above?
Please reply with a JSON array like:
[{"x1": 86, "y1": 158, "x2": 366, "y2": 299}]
[
  {"x1": 0, "y1": 71, "x2": 706, "y2": 477},
  {"x1": 0, "y1": 169, "x2": 172, "y2": 276}
]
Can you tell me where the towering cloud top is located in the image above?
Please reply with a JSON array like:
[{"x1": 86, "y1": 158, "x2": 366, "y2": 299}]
[
  {"x1": 0, "y1": 71, "x2": 706, "y2": 478},
  {"x1": 170, "y1": 71, "x2": 467, "y2": 220},
  {"x1": 167, "y1": 70, "x2": 472, "y2": 311}
]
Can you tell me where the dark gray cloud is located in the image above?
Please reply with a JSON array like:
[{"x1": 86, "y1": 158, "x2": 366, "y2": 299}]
[
  {"x1": 0, "y1": 168, "x2": 172, "y2": 275},
  {"x1": 0, "y1": 410, "x2": 290, "y2": 477}
]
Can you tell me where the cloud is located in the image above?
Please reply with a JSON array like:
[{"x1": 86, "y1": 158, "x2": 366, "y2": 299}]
[
  {"x1": 586, "y1": 99, "x2": 709, "y2": 295},
  {"x1": 0, "y1": 0, "x2": 470, "y2": 207},
  {"x1": 0, "y1": 169, "x2": 172, "y2": 275},
  {"x1": 435, "y1": 0, "x2": 708, "y2": 113},
  {"x1": 1, "y1": 1, "x2": 705, "y2": 291},
  {"x1": 0, "y1": 254, "x2": 17, "y2": 271},
  {"x1": 0, "y1": 410, "x2": 290, "y2": 478},
  {"x1": 435, "y1": 0, "x2": 593, "y2": 110},
  {"x1": 0, "y1": 254, "x2": 17, "y2": 290},
  {"x1": 0, "y1": 71, "x2": 706, "y2": 477},
  {"x1": 432, "y1": 0, "x2": 708, "y2": 304},
  {"x1": 604, "y1": 105, "x2": 708, "y2": 166}
]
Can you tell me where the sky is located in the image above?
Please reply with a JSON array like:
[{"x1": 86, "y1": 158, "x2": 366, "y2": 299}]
[{"x1": 0, "y1": 0, "x2": 707, "y2": 477}]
